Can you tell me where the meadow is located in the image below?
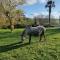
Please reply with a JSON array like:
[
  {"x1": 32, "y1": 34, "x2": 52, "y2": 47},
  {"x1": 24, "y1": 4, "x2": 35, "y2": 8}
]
[{"x1": 0, "y1": 28, "x2": 60, "y2": 60}]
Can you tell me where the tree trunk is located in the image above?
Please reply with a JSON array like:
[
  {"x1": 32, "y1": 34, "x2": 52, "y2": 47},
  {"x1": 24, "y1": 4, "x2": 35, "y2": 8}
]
[
  {"x1": 49, "y1": 6, "x2": 51, "y2": 26},
  {"x1": 9, "y1": 16, "x2": 14, "y2": 32}
]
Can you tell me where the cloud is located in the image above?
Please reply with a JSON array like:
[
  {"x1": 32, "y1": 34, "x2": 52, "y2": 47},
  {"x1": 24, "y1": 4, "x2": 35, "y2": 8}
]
[
  {"x1": 39, "y1": 0, "x2": 47, "y2": 4},
  {"x1": 25, "y1": 0, "x2": 47, "y2": 5},
  {"x1": 52, "y1": 12, "x2": 60, "y2": 19},
  {"x1": 33, "y1": 12, "x2": 40, "y2": 16},
  {"x1": 25, "y1": 0, "x2": 37, "y2": 5}
]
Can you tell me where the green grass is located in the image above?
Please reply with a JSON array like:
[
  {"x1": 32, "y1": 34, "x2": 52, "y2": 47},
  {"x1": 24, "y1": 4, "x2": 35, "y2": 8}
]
[{"x1": 0, "y1": 28, "x2": 60, "y2": 60}]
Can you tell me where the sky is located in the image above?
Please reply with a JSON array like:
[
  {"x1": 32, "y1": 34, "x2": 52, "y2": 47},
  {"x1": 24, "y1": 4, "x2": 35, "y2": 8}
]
[{"x1": 16, "y1": 0, "x2": 60, "y2": 18}]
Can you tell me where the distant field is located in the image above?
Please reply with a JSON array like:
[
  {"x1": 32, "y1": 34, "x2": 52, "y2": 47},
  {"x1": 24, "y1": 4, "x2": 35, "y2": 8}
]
[{"x1": 0, "y1": 28, "x2": 60, "y2": 60}]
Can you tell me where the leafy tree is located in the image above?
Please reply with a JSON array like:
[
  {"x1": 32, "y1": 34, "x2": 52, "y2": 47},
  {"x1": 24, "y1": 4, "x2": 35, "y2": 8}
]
[
  {"x1": 15, "y1": 9, "x2": 24, "y2": 20},
  {"x1": 0, "y1": 0, "x2": 24, "y2": 32}
]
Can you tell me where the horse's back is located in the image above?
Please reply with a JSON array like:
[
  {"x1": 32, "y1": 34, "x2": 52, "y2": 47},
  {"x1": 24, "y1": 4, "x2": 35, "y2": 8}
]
[
  {"x1": 25, "y1": 25, "x2": 46, "y2": 36},
  {"x1": 26, "y1": 27, "x2": 39, "y2": 36}
]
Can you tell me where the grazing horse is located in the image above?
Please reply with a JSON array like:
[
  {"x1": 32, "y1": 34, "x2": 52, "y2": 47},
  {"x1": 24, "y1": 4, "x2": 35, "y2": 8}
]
[{"x1": 21, "y1": 25, "x2": 46, "y2": 44}]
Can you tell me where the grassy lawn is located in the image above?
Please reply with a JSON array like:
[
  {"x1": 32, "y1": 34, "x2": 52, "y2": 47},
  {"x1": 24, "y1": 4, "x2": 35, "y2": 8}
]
[{"x1": 0, "y1": 28, "x2": 60, "y2": 60}]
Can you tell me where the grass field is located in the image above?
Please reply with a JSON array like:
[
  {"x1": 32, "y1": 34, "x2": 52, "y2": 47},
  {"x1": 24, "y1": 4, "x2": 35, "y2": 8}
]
[{"x1": 0, "y1": 28, "x2": 60, "y2": 60}]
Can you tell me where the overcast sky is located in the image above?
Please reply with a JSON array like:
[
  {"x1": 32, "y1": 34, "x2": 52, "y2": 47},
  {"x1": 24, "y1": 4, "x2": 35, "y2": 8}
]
[{"x1": 17, "y1": 0, "x2": 60, "y2": 18}]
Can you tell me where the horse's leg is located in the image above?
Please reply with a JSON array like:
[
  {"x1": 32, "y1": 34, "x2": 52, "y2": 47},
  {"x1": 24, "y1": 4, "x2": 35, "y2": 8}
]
[
  {"x1": 39, "y1": 30, "x2": 44, "y2": 41},
  {"x1": 39, "y1": 34, "x2": 43, "y2": 41},
  {"x1": 21, "y1": 30, "x2": 26, "y2": 42},
  {"x1": 39, "y1": 30, "x2": 42, "y2": 41},
  {"x1": 29, "y1": 34, "x2": 31, "y2": 44},
  {"x1": 41, "y1": 30, "x2": 46, "y2": 41},
  {"x1": 39, "y1": 30, "x2": 46, "y2": 41},
  {"x1": 43, "y1": 33, "x2": 46, "y2": 41}
]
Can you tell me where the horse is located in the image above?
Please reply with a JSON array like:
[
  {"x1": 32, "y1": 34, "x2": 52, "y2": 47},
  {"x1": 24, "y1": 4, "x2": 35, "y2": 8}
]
[{"x1": 21, "y1": 25, "x2": 46, "y2": 44}]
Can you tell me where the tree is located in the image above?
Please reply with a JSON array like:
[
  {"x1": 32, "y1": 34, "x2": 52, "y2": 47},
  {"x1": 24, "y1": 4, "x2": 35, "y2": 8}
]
[
  {"x1": 15, "y1": 9, "x2": 24, "y2": 20},
  {"x1": 0, "y1": 0, "x2": 24, "y2": 32},
  {"x1": 45, "y1": 0, "x2": 55, "y2": 26},
  {"x1": 14, "y1": 9, "x2": 25, "y2": 26}
]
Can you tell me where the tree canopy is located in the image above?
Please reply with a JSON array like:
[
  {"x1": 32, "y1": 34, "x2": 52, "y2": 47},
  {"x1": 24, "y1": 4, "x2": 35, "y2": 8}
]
[{"x1": 0, "y1": 0, "x2": 25, "y2": 13}]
